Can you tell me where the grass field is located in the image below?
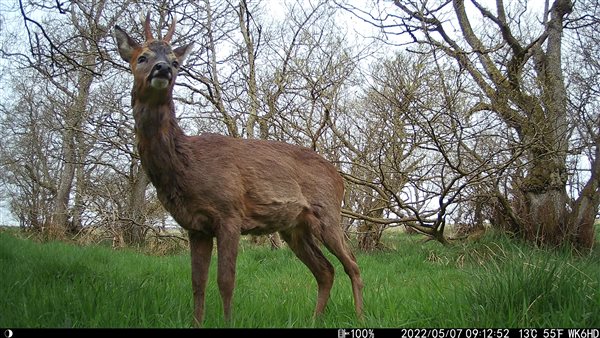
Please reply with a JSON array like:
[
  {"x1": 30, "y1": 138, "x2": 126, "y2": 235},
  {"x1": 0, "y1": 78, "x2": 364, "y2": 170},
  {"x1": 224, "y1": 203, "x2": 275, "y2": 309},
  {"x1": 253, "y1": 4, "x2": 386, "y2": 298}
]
[{"x1": 0, "y1": 229, "x2": 599, "y2": 328}]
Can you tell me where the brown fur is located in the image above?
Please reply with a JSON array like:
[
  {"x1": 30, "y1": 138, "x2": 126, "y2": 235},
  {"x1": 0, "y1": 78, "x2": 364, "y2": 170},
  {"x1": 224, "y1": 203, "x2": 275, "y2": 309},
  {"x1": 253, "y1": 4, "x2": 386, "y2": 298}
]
[{"x1": 114, "y1": 15, "x2": 363, "y2": 325}]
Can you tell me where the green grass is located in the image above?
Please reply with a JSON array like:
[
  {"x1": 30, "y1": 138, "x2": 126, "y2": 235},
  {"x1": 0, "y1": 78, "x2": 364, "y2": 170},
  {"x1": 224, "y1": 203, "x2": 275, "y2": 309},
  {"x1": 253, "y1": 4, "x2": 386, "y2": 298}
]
[{"x1": 0, "y1": 230, "x2": 598, "y2": 328}]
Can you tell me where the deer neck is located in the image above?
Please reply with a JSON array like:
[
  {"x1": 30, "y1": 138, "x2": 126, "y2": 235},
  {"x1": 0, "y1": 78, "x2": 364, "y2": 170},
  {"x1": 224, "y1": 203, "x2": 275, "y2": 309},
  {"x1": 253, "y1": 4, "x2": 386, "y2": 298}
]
[
  {"x1": 133, "y1": 97, "x2": 183, "y2": 137},
  {"x1": 132, "y1": 98, "x2": 189, "y2": 191}
]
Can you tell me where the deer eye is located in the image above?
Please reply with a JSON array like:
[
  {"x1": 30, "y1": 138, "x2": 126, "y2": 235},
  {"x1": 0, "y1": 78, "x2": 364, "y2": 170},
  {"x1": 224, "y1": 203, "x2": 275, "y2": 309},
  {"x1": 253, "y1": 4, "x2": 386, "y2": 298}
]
[
  {"x1": 137, "y1": 55, "x2": 147, "y2": 63},
  {"x1": 172, "y1": 60, "x2": 180, "y2": 68}
]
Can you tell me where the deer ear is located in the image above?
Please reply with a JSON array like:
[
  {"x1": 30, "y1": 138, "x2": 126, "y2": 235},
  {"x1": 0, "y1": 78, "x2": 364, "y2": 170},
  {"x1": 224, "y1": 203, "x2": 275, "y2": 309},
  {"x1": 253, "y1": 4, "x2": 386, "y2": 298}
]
[
  {"x1": 114, "y1": 25, "x2": 140, "y2": 62},
  {"x1": 173, "y1": 43, "x2": 194, "y2": 63}
]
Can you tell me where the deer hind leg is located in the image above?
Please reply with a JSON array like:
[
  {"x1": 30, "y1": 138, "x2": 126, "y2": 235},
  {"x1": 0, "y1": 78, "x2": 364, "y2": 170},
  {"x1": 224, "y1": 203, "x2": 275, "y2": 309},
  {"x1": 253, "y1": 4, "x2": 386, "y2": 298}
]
[
  {"x1": 189, "y1": 231, "x2": 214, "y2": 327},
  {"x1": 321, "y1": 219, "x2": 364, "y2": 319},
  {"x1": 280, "y1": 226, "x2": 335, "y2": 317},
  {"x1": 216, "y1": 225, "x2": 241, "y2": 322}
]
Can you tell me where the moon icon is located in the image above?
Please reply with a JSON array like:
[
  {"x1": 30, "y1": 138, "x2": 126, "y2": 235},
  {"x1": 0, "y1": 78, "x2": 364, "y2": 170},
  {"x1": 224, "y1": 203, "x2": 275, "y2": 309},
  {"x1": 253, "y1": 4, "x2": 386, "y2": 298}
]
[{"x1": 4, "y1": 329, "x2": 13, "y2": 338}]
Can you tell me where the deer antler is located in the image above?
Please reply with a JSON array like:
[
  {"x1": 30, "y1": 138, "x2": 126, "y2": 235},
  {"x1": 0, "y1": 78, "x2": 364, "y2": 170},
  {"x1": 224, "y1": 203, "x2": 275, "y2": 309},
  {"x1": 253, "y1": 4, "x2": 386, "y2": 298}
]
[
  {"x1": 143, "y1": 12, "x2": 154, "y2": 41},
  {"x1": 164, "y1": 15, "x2": 177, "y2": 43}
]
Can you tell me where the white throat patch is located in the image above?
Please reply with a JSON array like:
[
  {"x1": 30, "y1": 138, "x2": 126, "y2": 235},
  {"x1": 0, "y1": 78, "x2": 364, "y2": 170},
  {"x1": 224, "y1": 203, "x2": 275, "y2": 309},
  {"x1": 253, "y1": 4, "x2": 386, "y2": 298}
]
[{"x1": 150, "y1": 77, "x2": 170, "y2": 89}]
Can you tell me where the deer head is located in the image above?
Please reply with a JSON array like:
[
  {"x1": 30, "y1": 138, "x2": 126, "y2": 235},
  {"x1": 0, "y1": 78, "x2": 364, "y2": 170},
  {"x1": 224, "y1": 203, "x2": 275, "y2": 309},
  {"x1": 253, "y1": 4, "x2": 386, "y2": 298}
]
[{"x1": 114, "y1": 13, "x2": 193, "y2": 104}]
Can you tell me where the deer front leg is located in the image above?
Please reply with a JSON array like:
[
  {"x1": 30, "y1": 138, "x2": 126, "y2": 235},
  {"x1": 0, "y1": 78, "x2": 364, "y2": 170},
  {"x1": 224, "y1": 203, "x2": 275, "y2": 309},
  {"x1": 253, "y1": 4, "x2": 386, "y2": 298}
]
[
  {"x1": 189, "y1": 231, "x2": 213, "y2": 327},
  {"x1": 216, "y1": 225, "x2": 240, "y2": 322}
]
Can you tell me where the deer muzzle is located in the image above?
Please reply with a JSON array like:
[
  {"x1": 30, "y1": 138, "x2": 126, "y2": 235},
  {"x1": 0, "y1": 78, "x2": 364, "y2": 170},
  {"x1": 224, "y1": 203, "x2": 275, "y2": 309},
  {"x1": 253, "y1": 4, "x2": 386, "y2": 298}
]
[{"x1": 149, "y1": 62, "x2": 173, "y2": 89}]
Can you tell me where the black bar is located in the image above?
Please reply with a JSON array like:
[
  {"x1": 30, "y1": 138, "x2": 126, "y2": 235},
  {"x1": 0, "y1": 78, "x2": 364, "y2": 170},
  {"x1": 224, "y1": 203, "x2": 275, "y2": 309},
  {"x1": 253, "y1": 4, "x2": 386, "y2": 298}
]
[{"x1": 1, "y1": 328, "x2": 599, "y2": 338}]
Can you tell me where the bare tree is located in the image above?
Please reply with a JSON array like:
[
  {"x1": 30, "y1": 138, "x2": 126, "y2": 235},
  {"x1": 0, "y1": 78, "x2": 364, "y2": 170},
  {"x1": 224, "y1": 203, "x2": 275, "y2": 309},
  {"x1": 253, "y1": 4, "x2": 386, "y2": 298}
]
[
  {"x1": 0, "y1": 0, "x2": 167, "y2": 244},
  {"x1": 0, "y1": 69, "x2": 57, "y2": 231},
  {"x1": 342, "y1": 0, "x2": 598, "y2": 249},
  {"x1": 334, "y1": 50, "x2": 517, "y2": 247}
]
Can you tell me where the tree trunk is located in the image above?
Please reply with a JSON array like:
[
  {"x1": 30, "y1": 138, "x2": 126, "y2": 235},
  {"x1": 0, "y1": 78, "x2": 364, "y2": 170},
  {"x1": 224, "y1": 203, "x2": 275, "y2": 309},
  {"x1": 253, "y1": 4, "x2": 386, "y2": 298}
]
[
  {"x1": 522, "y1": 189, "x2": 567, "y2": 245},
  {"x1": 49, "y1": 57, "x2": 94, "y2": 238},
  {"x1": 358, "y1": 221, "x2": 383, "y2": 251},
  {"x1": 49, "y1": 127, "x2": 76, "y2": 238},
  {"x1": 238, "y1": 0, "x2": 259, "y2": 139},
  {"x1": 514, "y1": 0, "x2": 596, "y2": 248},
  {"x1": 123, "y1": 160, "x2": 149, "y2": 246},
  {"x1": 567, "y1": 142, "x2": 600, "y2": 249},
  {"x1": 357, "y1": 195, "x2": 387, "y2": 251},
  {"x1": 69, "y1": 159, "x2": 86, "y2": 235}
]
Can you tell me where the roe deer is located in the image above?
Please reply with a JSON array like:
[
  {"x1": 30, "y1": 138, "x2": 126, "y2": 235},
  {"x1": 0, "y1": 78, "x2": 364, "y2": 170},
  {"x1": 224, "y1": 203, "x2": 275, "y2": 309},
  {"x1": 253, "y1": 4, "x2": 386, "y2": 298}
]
[{"x1": 114, "y1": 13, "x2": 363, "y2": 326}]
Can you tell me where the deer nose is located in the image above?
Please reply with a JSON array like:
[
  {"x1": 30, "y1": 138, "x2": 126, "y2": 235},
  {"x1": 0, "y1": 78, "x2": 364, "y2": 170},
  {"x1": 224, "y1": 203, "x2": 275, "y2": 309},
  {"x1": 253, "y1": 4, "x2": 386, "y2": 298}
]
[{"x1": 153, "y1": 62, "x2": 171, "y2": 74}]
